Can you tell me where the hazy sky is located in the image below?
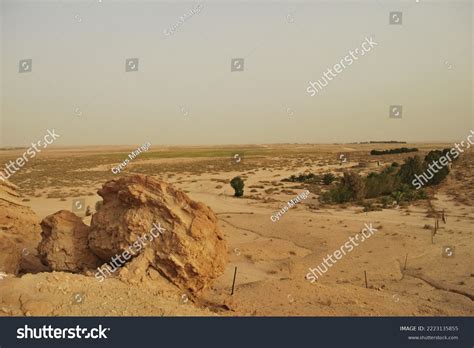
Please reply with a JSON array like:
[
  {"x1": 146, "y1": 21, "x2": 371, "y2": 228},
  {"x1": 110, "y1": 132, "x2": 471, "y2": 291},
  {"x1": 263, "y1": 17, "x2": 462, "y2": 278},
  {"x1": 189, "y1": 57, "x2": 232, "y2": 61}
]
[{"x1": 0, "y1": 0, "x2": 472, "y2": 146}]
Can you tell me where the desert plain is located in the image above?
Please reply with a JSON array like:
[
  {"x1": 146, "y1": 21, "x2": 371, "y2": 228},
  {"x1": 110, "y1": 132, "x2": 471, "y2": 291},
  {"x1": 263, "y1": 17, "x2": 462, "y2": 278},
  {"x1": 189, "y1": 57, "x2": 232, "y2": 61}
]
[{"x1": 0, "y1": 142, "x2": 472, "y2": 316}]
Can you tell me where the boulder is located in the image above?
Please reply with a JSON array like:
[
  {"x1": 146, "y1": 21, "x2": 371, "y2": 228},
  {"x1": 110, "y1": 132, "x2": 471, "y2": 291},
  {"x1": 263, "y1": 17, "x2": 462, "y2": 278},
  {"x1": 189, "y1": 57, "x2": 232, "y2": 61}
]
[
  {"x1": 38, "y1": 210, "x2": 101, "y2": 272},
  {"x1": 88, "y1": 175, "x2": 227, "y2": 293}
]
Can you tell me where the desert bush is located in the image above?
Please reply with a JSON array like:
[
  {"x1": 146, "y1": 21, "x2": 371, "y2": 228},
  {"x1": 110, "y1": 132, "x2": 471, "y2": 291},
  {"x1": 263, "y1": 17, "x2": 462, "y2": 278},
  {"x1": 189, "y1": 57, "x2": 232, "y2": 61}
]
[
  {"x1": 391, "y1": 191, "x2": 404, "y2": 205},
  {"x1": 320, "y1": 186, "x2": 352, "y2": 204},
  {"x1": 416, "y1": 189, "x2": 428, "y2": 199},
  {"x1": 282, "y1": 173, "x2": 317, "y2": 183},
  {"x1": 398, "y1": 155, "x2": 424, "y2": 185},
  {"x1": 322, "y1": 173, "x2": 336, "y2": 185},
  {"x1": 424, "y1": 150, "x2": 450, "y2": 186},
  {"x1": 230, "y1": 176, "x2": 245, "y2": 197},
  {"x1": 341, "y1": 172, "x2": 366, "y2": 201},
  {"x1": 365, "y1": 169, "x2": 398, "y2": 198}
]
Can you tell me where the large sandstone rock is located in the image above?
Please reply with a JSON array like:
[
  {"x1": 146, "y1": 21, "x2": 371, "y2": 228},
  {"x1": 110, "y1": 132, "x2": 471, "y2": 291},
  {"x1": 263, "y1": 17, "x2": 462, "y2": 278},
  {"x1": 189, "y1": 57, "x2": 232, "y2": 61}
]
[
  {"x1": 88, "y1": 175, "x2": 227, "y2": 293},
  {"x1": 38, "y1": 210, "x2": 101, "y2": 272},
  {"x1": 0, "y1": 180, "x2": 41, "y2": 274}
]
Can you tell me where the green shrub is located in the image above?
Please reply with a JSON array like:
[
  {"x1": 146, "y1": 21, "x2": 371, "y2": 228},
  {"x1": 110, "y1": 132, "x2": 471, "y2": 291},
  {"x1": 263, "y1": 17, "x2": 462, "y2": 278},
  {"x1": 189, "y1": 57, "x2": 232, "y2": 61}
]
[
  {"x1": 398, "y1": 156, "x2": 424, "y2": 185},
  {"x1": 230, "y1": 176, "x2": 245, "y2": 197},
  {"x1": 341, "y1": 172, "x2": 366, "y2": 201},
  {"x1": 424, "y1": 150, "x2": 450, "y2": 186},
  {"x1": 365, "y1": 170, "x2": 398, "y2": 198},
  {"x1": 322, "y1": 173, "x2": 336, "y2": 185},
  {"x1": 391, "y1": 191, "x2": 404, "y2": 205},
  {"x1": 416, "y1": 189, "x2": 428, "y2": 199},
  {"x1": 321, "y1": 186, "x2": 352, "y2": 204},
  {"x1": 282, "y1": 173, "x2": 317, "y2": 183}
]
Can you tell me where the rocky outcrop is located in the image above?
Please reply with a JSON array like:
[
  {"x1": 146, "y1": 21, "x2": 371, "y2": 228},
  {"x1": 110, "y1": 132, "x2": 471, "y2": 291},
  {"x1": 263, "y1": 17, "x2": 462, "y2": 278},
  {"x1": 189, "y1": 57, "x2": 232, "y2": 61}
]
[
  {"x1": 88, "y1": 175, "x2": 227, "y2": 293},
  {"x1": 38, "y1": 210, "x2": 101, "y2": 272},
  {"x1": 0, "y1": 180, "x2": 41, "y2": 274}
]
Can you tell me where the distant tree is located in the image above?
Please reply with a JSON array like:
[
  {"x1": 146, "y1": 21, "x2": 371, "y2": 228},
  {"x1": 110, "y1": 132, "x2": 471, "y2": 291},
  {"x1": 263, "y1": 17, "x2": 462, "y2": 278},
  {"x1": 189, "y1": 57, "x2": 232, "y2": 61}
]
[
  {"x1": 370, "y1": 148, "x2": 418, "y2": 156},
  {"x1": 230, "y1": 176, "x2": 245, "y2": 197}
]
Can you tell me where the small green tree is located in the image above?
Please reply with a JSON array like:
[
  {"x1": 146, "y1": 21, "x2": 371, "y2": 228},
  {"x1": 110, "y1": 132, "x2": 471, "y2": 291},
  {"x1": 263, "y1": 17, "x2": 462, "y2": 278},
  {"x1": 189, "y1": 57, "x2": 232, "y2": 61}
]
[{"x1": 230, "y1": 176, "x2": 245, "y2": 197}]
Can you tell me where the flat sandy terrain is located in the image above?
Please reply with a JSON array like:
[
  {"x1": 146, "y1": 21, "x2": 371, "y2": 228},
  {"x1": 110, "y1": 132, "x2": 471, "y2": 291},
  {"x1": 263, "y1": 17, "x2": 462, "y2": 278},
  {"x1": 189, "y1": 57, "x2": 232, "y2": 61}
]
[{"x1": 0, "y1": 143, "x2": 472, "y2": 316}]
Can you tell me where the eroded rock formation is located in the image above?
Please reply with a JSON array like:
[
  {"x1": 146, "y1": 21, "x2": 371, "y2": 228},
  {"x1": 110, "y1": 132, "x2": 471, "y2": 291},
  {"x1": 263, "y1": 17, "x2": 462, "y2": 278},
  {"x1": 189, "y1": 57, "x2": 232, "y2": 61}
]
[
  {"x1": 38, "y1": 210, "x2": 101, "y2": 272},
  {"x1": 0, "y1": 180, "x2": 41, "y2": 274},
  {"x1": 88, "y1": 175, "x2": 227, "y2": 293}
]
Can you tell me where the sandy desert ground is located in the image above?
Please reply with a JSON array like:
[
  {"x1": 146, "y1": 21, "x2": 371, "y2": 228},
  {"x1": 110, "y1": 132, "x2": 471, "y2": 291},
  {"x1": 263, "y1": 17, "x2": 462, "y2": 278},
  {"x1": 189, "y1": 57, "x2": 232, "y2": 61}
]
[{"x1": 0, "y1": 143, "x2": 472, "y2": 316}]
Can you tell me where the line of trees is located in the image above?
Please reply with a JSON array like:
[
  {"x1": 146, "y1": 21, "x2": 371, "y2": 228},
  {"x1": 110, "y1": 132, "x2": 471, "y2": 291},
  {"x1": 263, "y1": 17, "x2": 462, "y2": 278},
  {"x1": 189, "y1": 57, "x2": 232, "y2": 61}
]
[
  {"x1": 321, "y1": 149, "x2": 455, "y2": 205},
  {"x1": 370, "y1": 147, "x2": 418, "y2": 156}
]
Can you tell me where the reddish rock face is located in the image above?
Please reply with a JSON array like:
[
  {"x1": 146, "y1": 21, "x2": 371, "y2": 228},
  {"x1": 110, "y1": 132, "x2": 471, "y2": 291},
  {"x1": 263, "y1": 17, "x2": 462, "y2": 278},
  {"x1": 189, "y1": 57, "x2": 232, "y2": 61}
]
[
  {"x1": 0, "y1": 181, "x2": 41, "y2": 275},
  {"x1": 38, "y1": 210, "x2": 101, "y2": 272},
  {"x1": 89, "y1": 174, "x2": 227, "y2": 293}
]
